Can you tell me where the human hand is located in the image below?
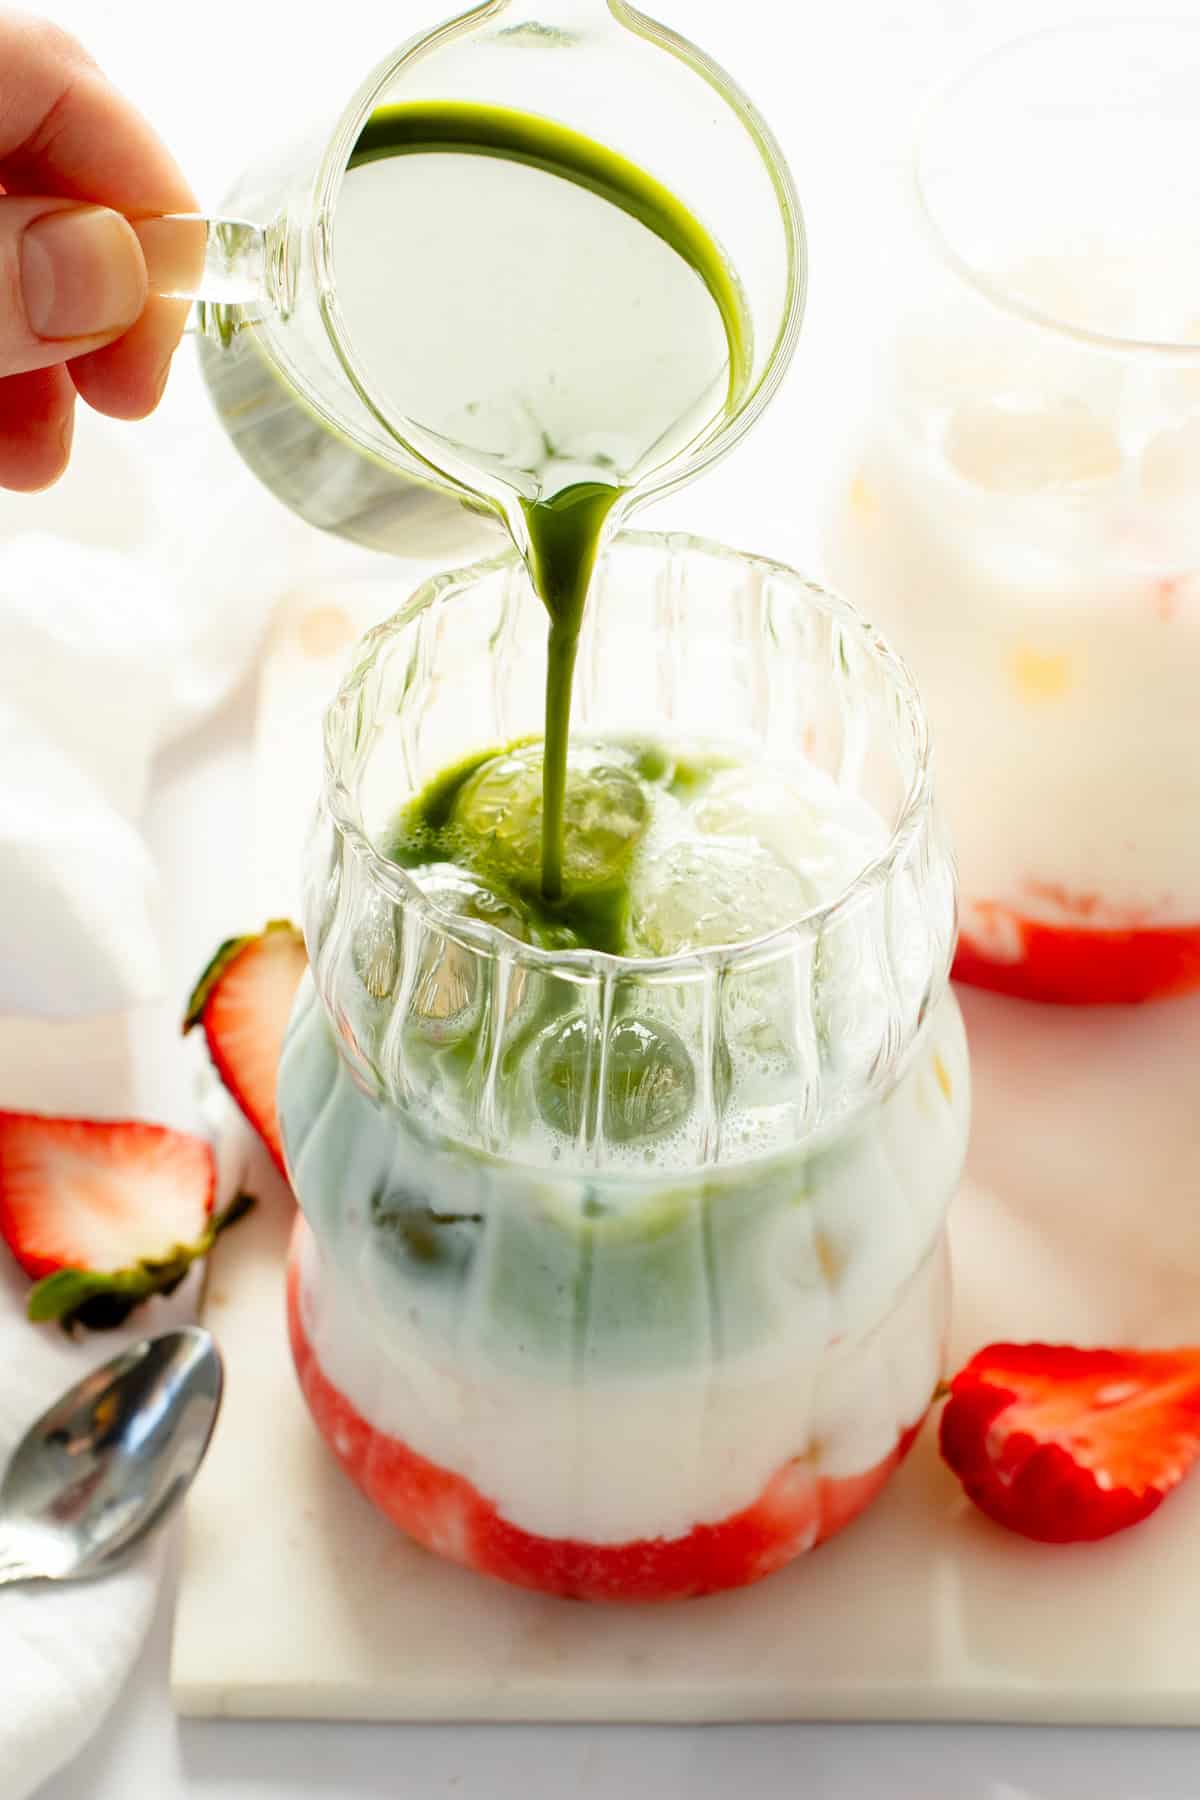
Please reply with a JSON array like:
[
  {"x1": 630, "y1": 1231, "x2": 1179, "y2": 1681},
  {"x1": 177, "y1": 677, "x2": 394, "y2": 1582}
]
[{"x1": 0, "y1": 13, "x2": 195, "y2": 490}]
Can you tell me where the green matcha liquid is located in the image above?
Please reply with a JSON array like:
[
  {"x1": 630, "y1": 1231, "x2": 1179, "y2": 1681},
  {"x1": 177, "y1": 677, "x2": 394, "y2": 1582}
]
[{"x1": 338, "y1": 103, "x2": 750, "y2": 900}]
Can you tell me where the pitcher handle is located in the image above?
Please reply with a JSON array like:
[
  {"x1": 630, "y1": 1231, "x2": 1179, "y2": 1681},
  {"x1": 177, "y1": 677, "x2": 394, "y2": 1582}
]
[{"x1": 130, "y1": 213, "x2": 280, "y2": 309}]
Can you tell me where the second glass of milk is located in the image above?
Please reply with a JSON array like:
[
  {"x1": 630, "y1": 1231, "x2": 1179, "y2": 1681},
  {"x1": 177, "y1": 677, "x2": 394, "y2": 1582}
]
[{"x1": 826, "y1": 21, "x2": 1200, "y2": 1005}]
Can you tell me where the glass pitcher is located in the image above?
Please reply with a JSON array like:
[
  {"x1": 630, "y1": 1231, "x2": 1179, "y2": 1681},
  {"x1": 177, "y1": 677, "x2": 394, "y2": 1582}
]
[
  {"x1": 278, "y1": 531, "x2": 968, "y2": 1602},
  {"x1": 150, "y1": 0, "x2": 803, "y2": 559},
  {"x1": 825, "y1": 20, "x2": 1200, "y2": 1005}
]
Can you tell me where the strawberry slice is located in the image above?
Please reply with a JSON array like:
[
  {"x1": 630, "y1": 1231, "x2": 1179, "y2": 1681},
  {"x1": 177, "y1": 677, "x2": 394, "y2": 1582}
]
[
  {"x1": 184, "y1": 921, "x2": 307, "y2": 1177},
  {"x1": 0, "y1": 1110, "x2": 251, "y2": 1331},
  {"x1": 940, "y1": 1342, "x2": 1200, "y2": 1543}
]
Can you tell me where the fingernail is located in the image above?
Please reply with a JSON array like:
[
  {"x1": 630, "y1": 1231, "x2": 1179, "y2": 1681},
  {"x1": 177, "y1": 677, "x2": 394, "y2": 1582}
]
[{"x1": 21, "y1": 206, "x2": 147, "y2": 340}]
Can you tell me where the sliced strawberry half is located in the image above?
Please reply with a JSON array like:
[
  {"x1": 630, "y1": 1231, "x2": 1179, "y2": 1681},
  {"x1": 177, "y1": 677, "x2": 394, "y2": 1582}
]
[
  {"x1": 184, "y1": 920, "x2": 307, "y2": 1177},
  {"x1": 0, "y1": 1110, "x2": 251, "y2": 1332},
  {"x1": 940, "y1": 1342, "x2": 1200, "y2": 1543}
]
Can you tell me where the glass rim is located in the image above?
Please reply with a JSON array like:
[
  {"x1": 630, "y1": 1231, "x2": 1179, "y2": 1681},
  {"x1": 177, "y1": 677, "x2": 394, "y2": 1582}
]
[
  {"x1": 912, "y1": 18, "x2": 1200, "y2": 360},
  {"x1": 321, "y1": 528, "x2": 937, "y2": 982},
  {"x1": 307, "y1": 0, "x2": 807, "y2": 514}
]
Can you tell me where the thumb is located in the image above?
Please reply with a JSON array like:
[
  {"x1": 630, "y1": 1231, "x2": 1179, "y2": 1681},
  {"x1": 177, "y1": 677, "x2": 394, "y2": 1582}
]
[{"x1": 0, "y1": 197, "x2": 147, "y2": 378}]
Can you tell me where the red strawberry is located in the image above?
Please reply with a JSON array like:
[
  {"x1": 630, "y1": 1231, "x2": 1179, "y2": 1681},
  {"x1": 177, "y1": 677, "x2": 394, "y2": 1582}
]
[
  {"x1": 940, "y1": 1342, "x2": 1200, "y2": 1543},
  {"x1": 0, "y1": 1111, "x2": 251, "y2": 1331},
  {"x1": 184, "y1": 920, "x2": 307, "y2": 1177}
]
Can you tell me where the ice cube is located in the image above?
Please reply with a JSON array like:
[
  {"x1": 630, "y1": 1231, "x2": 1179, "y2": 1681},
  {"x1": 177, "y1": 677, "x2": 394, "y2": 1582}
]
[
  {"x1": 534, "y1": 1012, "x2": 695, "y2": 1143},
  {"x1": 406, "y1": 862, "x2": 530, "y2": 1042},
  {"x1": 629, "y1": 839, "x2": 816, "y2": 957},
  {"x1": 411, "y1": 862, "x2": 530, "y2": 938},
  {"x1": 692, "y1": 769, "x2": 879, "y2": 898},
  {"x1": 453, "y1": 743, "x2": 648, "y2": 891},
  {"x1": 352, "y1": 863, "x2": 531, "y2": 1014},
  {"x1": 945, "y1": 399, "x2": 1121, "y2": 495},
  {"x1": 352, "y1": 894, "x2": 401, "y2": 1000}
]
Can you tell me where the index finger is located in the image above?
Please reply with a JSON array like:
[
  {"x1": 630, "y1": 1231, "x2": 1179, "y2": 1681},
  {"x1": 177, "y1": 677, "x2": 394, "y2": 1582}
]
[
  {"x1": 0, "y1": 15, "x2": 199, "y2": 420},
  {"x1": 0, "y1": 13, "x2": 194, "y2": 213}
]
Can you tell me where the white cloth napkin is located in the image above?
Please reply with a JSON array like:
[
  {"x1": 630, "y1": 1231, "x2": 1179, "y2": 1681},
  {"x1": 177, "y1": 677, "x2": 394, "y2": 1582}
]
[
  {"x1": 0, "y1": 1261, "x2": 167, "y2": 1800},
  {"x1": 0, "y1": 355, "x2": 308, "y2": 1015},
  {"x1": 0, "y1": 354, "x2": 307, "y2": 1797},
  {"x1": 0, "y1": 1017, "x2": 253, "y2": 1800}
]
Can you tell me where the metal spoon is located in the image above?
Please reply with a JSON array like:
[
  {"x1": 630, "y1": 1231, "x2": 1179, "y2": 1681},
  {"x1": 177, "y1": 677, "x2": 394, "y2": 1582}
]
[{"x1": 0, "y1": 1326, "x2": 222, "y2": 1588}]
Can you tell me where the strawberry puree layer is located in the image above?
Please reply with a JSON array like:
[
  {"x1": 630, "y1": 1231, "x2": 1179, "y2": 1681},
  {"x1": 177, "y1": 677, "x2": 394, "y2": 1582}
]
[
  {"x1": 286, "y1": 1230, "x2": 924, "y2": 1603},
  {"x1": 955, "y1": 912, "x2": 1200, "y2": 1006}
]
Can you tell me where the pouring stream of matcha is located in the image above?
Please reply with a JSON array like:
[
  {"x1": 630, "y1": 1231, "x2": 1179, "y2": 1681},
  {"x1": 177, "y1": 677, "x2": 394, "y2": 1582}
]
[{"x1": 337, "y1": 102, "x2": 751, "y2": 902}]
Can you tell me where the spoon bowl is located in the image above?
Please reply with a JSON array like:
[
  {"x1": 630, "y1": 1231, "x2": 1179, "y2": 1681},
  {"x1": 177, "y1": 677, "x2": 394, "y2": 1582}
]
[{"x1": 0, "y1": 1327, "x2": 222, "y2": 1586}]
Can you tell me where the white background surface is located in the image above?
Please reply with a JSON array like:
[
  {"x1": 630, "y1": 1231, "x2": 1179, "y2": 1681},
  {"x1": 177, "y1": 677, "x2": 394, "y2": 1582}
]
[{"x1": 19, "y1": 0, "x2": 1200, "y2": 1792}]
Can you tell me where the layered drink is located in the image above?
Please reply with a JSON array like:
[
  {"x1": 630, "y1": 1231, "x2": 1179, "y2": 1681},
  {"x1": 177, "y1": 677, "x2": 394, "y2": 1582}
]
[{"x1": 279, "y1": 533, "x2": 968, "y2": 1601}]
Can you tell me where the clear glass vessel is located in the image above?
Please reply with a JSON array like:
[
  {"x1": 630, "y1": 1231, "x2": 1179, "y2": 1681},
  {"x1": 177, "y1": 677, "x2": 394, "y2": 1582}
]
[
  {"x1": 280, "y1": 532, "x2": 968, "y2": 1602},
  {"x1": 825, "y1": 20, "x2": 1200, "y2": 1004},
  {"x1": 183, "y1": 0, "x2": 804, "y2": 559}
]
